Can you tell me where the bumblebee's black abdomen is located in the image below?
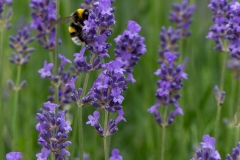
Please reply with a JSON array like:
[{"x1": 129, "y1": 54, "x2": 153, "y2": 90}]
[{"x1": 69, "y1": 22, "x2": 85, "y2": 45}]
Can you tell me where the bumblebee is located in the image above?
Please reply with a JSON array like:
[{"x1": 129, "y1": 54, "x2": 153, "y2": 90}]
[{"x1": 54, "y1": 9, "x2": 89, "y2": 45}]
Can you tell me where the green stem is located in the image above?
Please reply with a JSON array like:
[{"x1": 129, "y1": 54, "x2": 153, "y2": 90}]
[
  {"x1": 104, "y1": 110, "x2": 109, "y2": 160},
  {"x1": 0, "y1": 17, "x2": 5, "y2": 159},
  {"x1": 49, "y1": 51, "x2": 54, "y2": 64},
  {"x1": 54, "y1": 0, "x2": 60, "y2": 74},
  {"x1": 161, "y1": 106, "x2": 168, "y2": 160},
  {"x1": 236, "y1": 79, "x2": 240, "y2": 141},
  {"x1": 78, "y1": 105, "x2": 84, "y2": 160},
  {"x1": 214, "y1": 50, "x2": 227, "y2": 139},
  {"x1": 12, "y1": 65, "x2": 22, "y2": 150}
]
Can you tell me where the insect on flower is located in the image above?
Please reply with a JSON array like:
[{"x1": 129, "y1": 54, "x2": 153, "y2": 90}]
[{"x1": 54, "y1": 8, "x2": 89, "y2": 45}]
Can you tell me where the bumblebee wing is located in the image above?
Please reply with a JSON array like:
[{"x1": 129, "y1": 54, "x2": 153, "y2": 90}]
[{"x1": 53, "y1": 16, "x2": 74, "y2": 25}]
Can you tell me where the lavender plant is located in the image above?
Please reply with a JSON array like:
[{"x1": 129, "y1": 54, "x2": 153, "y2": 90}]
[
  {"x1": 109, "y1": 148, "x2": 123, "y2": 160},
  {"x1": 191, "y1": 135, "x2": 221, "y2": 160},
  {"x1": 226, "y1": 142, "x2": 240, "y2": 160},
  {"x1": 148, "y1": 0, "x2": 194, "y2": 159},
  {"x1": 35, "y1": 101, "x2": 72, "y2": 159},
  {"x1": 8, "y1": 26, "x2": 35, "y2": 150}
]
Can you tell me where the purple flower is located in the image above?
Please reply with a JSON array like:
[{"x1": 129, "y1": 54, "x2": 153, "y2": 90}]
[
  {"x1": 214, "y1": 85, "x2": 226, "y2": 106},
  {"x1": 36, "y1": 108, "x2": 72, "y2": 159},
  {"x1": 169, "y1": 0, "x2": 195, "y2": 38},
  {"x1": 29, "y1": 0, "x2": 59, "y2": 50},
  {"x1": 58, "y1": 54, "x2": 72, "y2": 67},
  {"x1": 114, "y1": 20, "x2": 146, "y2": 83},
  {"x1": 9, "y1": 26, "x2": 35, "y2": 65},
  {"x1": 109, "y1": 148, "x2": 123, "y2": 160},
  {"x1": 86, "y1": 111, "x2": 100, "y2": 126},
  {"x1": 6, "y1": 152, "x2": 23, "y2": 160},
  {"x1": 38, "y1": 61, "x2": 53, "y2": 78},
  {"x1": 207, "y1": 0, "x2": 229, "y2": 51},
  {"x1": 66, "y1": 76, "x2": 78, "y2": 91},
  {"x1": 229, "y1": 38, "x2": 240, "y2": 60},
  {"x1": 43, "y1": 101, "x2": 60, "y2": 112},
  {"x1": 191, "y1": 135, "x2": 221, "y2": 160},
  {"x1": 158, "y1": 27, "x2": 180, "y2": 61},
  {"x1": 82, "y1": 0, "x2": 115, "y2": 57},
  {"x1": 0, "y1": 0, "x2": 12, "y2": 29},
  {"x1": 148, "y1": 52, "x2": 187, "y2": 126},
  {"x1": 36, "y1": 147, "x2": 50, "y2": 160},
  {"x1": 226, "y1": 142, "x2": 240, "y2": 160}
]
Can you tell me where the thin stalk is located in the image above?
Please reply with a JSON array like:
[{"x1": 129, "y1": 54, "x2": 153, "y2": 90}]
[
  {"x1": 49, "y1": 51, "x2": 54, "y2": 64},
  {"x1": 71, "y1": 106, "x2": 79, "y2": 158},
  {"x1": 103, "y1": 110, "x2": 109, "y2": 160},
  {"x1": 54, "y1": 0, "x2": 60, "y2": 74},
  {"x1": 214, "y1": 50, "x2": 227, "y2": 139},
  {"x1": 161, "y1": 105, "x2": 168, "y2": 160},
  {"x1": 236, "y1": 79, "x2": 240, "y2": 141},
  {"x1": 77, "y1": 55, "x2": 94, "y2": 160},
  {"x1": 12, "y1": 65, "x2": 22, "y2": 150},
  {"x1": 0, "y1": 17, "x2": 5, "y2": 159}
]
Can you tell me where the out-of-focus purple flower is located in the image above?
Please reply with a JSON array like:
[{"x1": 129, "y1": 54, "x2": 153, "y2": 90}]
[
  {"x1": 109, "y1": 148, "x2": 123, "y2": 160},
  {"x1": 9, "y1": 26, "x2": 35, "y2": 65},
  {"x1": 86, "y1": 111, "x2": 100, "y2": 126},
  {"x1": 114, "y1": 20, "x2": 146, "y2": 83},
  {"x1": 207, "y1": 0, "x2": 229, "y2": 52},
  {"x1": 43, "y1": 101, "x2": 60, "y2": 112},
  {"x1": 227, "y1": 57, "x2": 240, "y2": 78},
  {"x1": 82, "y1": 0, "x2": 115, "y2": 58},
  {"x1": 6, "y1": 152, "x2": 23, "y2": 160},
  {"x1": 148, "y1": 52, "x2": 187, "y2": 126},
  {"x1": 38, "y1": 61, "x2": 53, "y2": 78},
  {"x1": 228, "y1": 36, "x2": 240, "y2": 60},
  {"x1": 58, "y1": 54, "x2": 72, "y2": 67},
  {"x1": 36, "y1": 106, "x2": 71, "y2": 159},
  {"x1": 169, "y1": 0, "x2": 195, "y2": 38},
  {"x1": 214, "y1": 85, "x2": 226, "y2": 106},
  {"x1": 191, "y1": 135, "x2": 221, "y2": 160},
  {"x1": 29, "y1": 0, "x2": 60, "y2": 50},
  {"x1": 226, "y1": 142, "x2": 240, "y2": 160},
  {"x1": 0, "y1": 0, "x2": 12, "y2": 29},
  {"x1": 158, "y1": 27, "x2": 180, "y2": 61},
  {"x1": 66, "y1": 76, "x2": 78, "y2": 91},
  {"x1": 36, "y1": 147, "x2": 50, "y2": 160}
]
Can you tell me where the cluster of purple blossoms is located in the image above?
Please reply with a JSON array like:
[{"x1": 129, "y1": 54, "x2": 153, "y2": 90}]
[
  {"x1": 36, "y1": 101, "x2": 72, "y2": 159},
  {"x1": 29, "y1": 0, "x2": 59, "y2": 50},
  {"x1": 158, "y1": 27, "x2": 180, "y2": 62},
  {"x1": 6, "y1": 152, "x2": 23, "y2": 160},
  {"x1": 169, "y1": 0, "x2": 195, "y2": 38},
  {"x1": 9, "y1": 26, "x2": 35, "y2": 65},
  {"x1": 148, "y1": 52, "x2": 187, "y2": 126},
  {"x1": 38, "y1": 54, "x2": 74, "y2": 106},
  {"x1": 80, "y1": 0, "x2": 115, "y2": 9},
  {"x1": 72, "y1": 0, "x2": 115, "y2": 74},
  {"x1": 228, "y1": 1, "x2": 240, "y2": 60},
  {"x1": 191, "y1": 135, "x2": 221, "y2": 160},
  {"x1": 207, "y1": 0, "x2": 229, "y2": 51},
  {"x1": 114, "y1": 20, "x2": 146, "y2": 83},
  {"x1": 226, "y1": 142, "x2": 240, "y2": 160},
  {"x1": 83, "y1": 59, "x2": 127, "y2": 136},
  {"x1": 109, "y1": 148, "x2": 123, "y2": 160},
  {"x1": 82, "y1": 0, "x2": 115, "y2": 56},
  {"x1": 0, "y1": 0, "x2": 12, "y2": 29}
]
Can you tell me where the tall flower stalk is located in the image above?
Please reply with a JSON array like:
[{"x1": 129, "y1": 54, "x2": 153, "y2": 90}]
[
  {"x1": 0, "y1": 0, "x2": 12, "y2": 157},
  {"x1": 8, "y1": 26, "x2": 34, "y2": 150}
]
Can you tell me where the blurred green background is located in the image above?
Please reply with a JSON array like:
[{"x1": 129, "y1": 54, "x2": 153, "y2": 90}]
[{"x1": 1, "y1": 0, "x2": 239, "y2": 159}]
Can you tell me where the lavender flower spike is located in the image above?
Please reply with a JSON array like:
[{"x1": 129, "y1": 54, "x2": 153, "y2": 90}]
[
  {"x1": 148, "y1": 52, "x2": 187, "y2": 126},
  {"x1": 114, "y1": 20, "x2": 146, "y2": 83},
  {"x1": 6, "y1": 152, "x2": 23, "y2": 160},
  {"x1": 36, "y1": 102, "x2": 72, "y2": 159},
  {"x1": 191, "y1": 135, "x2": 221, "y2": 160},
  {"x1": 9, "y1": 26, "x2": 35, "y2": 65},
  {"x1": 29, "y1": 0, "x2": 60, "y2": 50},
  {"x1": 169, "y1": 0, "x2": 195, "y2": 38},
  {"x1": 226, "y1": 142, "x2": 240, "y2": 160},
  {"x1": 0, "y1": 0, "x2": 12, "y2": 29},
  {"x1": 109, "y1": 148, "x2": 123, "y2": 160}
]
